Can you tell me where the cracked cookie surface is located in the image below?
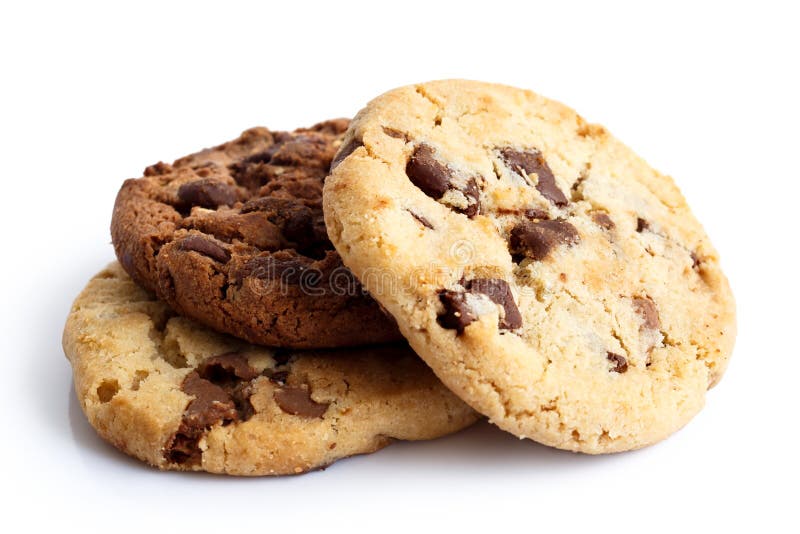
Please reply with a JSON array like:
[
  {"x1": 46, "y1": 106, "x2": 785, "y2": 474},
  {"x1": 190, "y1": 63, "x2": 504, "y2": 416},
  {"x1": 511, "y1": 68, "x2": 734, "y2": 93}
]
[
  {"x1": 63, "y1": 263, "x2": 478, "y2": 475},
  {"x1": 111, "y1": 119, "x2": 400, "y2": 348},
  {"x1": 323, "y1": 80, "x2": 736, "y2": 453}
]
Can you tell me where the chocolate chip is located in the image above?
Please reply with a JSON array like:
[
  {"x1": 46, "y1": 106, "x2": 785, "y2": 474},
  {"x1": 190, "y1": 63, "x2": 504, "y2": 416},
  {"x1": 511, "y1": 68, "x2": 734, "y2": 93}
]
[
  {"x1": 408, "y1": 209, "x2": 434, "y2": 229},
  {"x1": 499, "y1": 148, "x2": 568, "y2": 207},
  {"x1": 330, "y1": 137, "x2": 362, "y2": 170},
  {"x1": 691, "y1": 251, "x2": 702, "y2": 270},
  {"x1": 166, "y1": 372, "x2": 238, "y2": 465},
  {"x1": 437, "y1": 290, "x2": 478, "y2": 334},
  {"x1": 510, "y1": 219, "x2": 580, "y2": 261},
  {"x1": 406, "y1": 144, "x2": 481, "y2": 217},
  {"x1": 591, "y1": 211, "x2": 615, "y2": 230},
  {"x1": 636, "y1": 217, "x2": 650, "y2": 232},
  {"x1": 524, "y1": 208, "x2": 550, "y2": 220},
  {"x1": 382, "y1": 127, "x2": 408, "y2": 140},
  {"x1": 496, "y1": 207, "x2": 549, "y2": 218},
  {"x1": 197, "y1": 353, "x2": 260, "y2": 422},
  {"x1": 461, "y1": 177, "x2": 481, "y2": 218},
  {"x1": 406, "y1": 144, "x2": 452, "y2": 199},
  {"x1": 164, "y1": 434, "x2": 199, "y2": 465},
  {"x1": 177, "y1": 179, "x2": 238, "y2": 209},
  {"x1": 465, "y1": 278, "x2": 522, "y2": 330},
  {"x1": 632, "y1": 296, "x2": 660, "y2": 330},
  {"x1": 607, "y1": 352, "x2": 628, "y2": 373},
  {"x1": 179, "y1": 235, "x2": 231, "y2": 263},
  {"x1": 273, "y1": 385, "x2": 329, "y2": 418},
  {"x1": 438, "y1": 279, "x2": 522, "y2": 333},
  {"x1": 165, "y1": 353, "x2": 263, "y2": 465},
  {"x1": 198, "y1": 352, "x2": 259, "y2": 383},
  {"x1": 239, "y1": 197, "x2": 316, "y2": 247}
]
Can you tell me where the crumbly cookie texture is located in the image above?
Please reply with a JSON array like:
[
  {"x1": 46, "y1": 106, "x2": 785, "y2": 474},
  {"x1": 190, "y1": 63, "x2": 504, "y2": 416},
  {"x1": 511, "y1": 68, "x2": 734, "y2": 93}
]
[
  {"x1": 111, "y1": 119, "x2": 400, "y2": 349},
  {"x1": 323, "y1": 80, "x2": 736, "y2": 454},
  {"x1": 63, "y1": 263, "x2": 478, "y2": 475}
]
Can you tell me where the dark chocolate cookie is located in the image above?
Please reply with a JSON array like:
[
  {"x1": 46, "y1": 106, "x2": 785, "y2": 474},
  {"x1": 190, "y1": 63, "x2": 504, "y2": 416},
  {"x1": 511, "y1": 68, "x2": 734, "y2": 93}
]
[{"x1": 111, "y1": 119, "x2": 400, "y2": 348}]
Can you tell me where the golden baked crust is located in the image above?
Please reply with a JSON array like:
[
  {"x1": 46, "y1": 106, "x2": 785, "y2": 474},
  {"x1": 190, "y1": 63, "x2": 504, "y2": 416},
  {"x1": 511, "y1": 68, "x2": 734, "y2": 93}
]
[{"x1": 323, "y1": 80, "x2": 736, "y2": 453}]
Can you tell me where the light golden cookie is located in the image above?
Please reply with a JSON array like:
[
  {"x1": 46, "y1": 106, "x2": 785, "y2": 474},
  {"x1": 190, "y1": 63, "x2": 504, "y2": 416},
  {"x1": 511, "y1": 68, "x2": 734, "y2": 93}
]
[
  {"x1": 323, "y1": 80, "x2": 736, "y2": 453},
  {"x1": 63, "y1": 263, "x2": 478, "y2": 475}
]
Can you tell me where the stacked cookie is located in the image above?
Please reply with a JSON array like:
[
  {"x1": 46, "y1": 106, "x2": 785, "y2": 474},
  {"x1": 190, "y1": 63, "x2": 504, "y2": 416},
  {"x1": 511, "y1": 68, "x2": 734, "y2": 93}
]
[{"x1": 63, "y1": 80, "x2": 736, "y2": 475}]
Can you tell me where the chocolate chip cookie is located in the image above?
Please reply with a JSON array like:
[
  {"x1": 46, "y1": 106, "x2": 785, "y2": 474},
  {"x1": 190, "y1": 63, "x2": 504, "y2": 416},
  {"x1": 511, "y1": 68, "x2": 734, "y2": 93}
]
[
  {"x1": 111, "y1": 119, "x2": 400, "y2": 348},
  {"x1": 323, "y1": 80, "x2": 736, "y2": 453},
  {"x1": 63, "y1": 263, "x2": 478, "y2": 475}
]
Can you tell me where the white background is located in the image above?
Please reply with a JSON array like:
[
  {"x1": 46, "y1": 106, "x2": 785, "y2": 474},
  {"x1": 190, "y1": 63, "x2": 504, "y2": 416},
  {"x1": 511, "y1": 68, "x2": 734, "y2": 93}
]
[{"x1": 2, "y1": 1, "x2": 798, "y2": 532}]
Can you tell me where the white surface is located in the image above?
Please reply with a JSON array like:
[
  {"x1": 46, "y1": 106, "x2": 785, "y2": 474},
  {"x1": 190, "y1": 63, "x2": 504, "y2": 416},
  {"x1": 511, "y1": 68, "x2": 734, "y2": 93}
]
[{"x1": 1, "y1": 1, "x2": 798, "y2": 532}]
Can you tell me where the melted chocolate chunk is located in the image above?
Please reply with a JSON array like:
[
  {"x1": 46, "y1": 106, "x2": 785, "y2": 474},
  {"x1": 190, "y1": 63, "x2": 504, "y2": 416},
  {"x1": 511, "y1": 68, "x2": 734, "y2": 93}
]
[
  {"x1": 408, "y1": 209, "x2": 434, "y2": 229},
  {"x1": 591, "y1": 211, "x2": 615, "y2": 230},
  {"x1": 466, "y1": 278, "x2": 522, "y2": 330},
  {"x1": 406, "y1": 144, "x2": 452, "y2": 199},
  {"x1": 510, "y1": 219, "x2": 580, "y2": 261},
  {"x1": 607, "y1": 352, "x2": 628, "y2": 373},
  {"x1": 179, "y1": 235, "x2": 231, "y2": 263},
  {"x1": 166, "y1": 372, "x2": 238, "y2": 465},
  {"x1": 461, "y1": 177, "x2": 481, "y2": 218},
  {"x1": 636, "y1": 217, "x2": 650, "y2": 232},
  {"x1": 330, "y1": 137, "x2": 363, "y2": 170},
  {"x1": 632, "y1": 297, "x2": 661, "y2": 330},
  {"x1": 239, "y1": 197, "x2": 317, "y2": 248},
  {"x1": 406, "y1": 144, "x2": 481, "y2": 217},
  {"x1": 198, "y1": 352, "x2": 259, "y2": 383},
  {"x1": 273, "y1": 385, "x2": 329, "y2": 418},
  {"x1": 438, "y1": 279, "x2": 522, "y2": 333},
  {"x1": 177, "y1": 179, "x2": 238, "y2": 209},
  {"x1": 382, "y1": 127, "x2": 409, "y2": 140},
  {"x1": 690, "y1": 251, "x2": 702, "y2": 270},
  {"x1": 164, "y1": 353, "x2": 264, "y2": 465},
  {"x1": 437, "y1": 290, "x2": 478, "y2": 334},
  {"x1": 524, "y1": 208, "x2": 550, "y2": 220},
  {"x1": 499, "y1": 148, "x2": 568, "y2": 207}
]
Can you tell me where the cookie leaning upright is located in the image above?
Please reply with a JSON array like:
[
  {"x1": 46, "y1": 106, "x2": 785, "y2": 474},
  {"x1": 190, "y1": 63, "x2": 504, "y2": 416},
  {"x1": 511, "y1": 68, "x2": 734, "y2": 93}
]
[
  {"x1": 112, "y1": 119, "x2": 400, "y2": 349},
  {"x1": 323, "y1": 80, "x2": 736, "y2": 453},
  {"x1": 63, "y1": 263, "x2": 478, "y2": 475}
]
